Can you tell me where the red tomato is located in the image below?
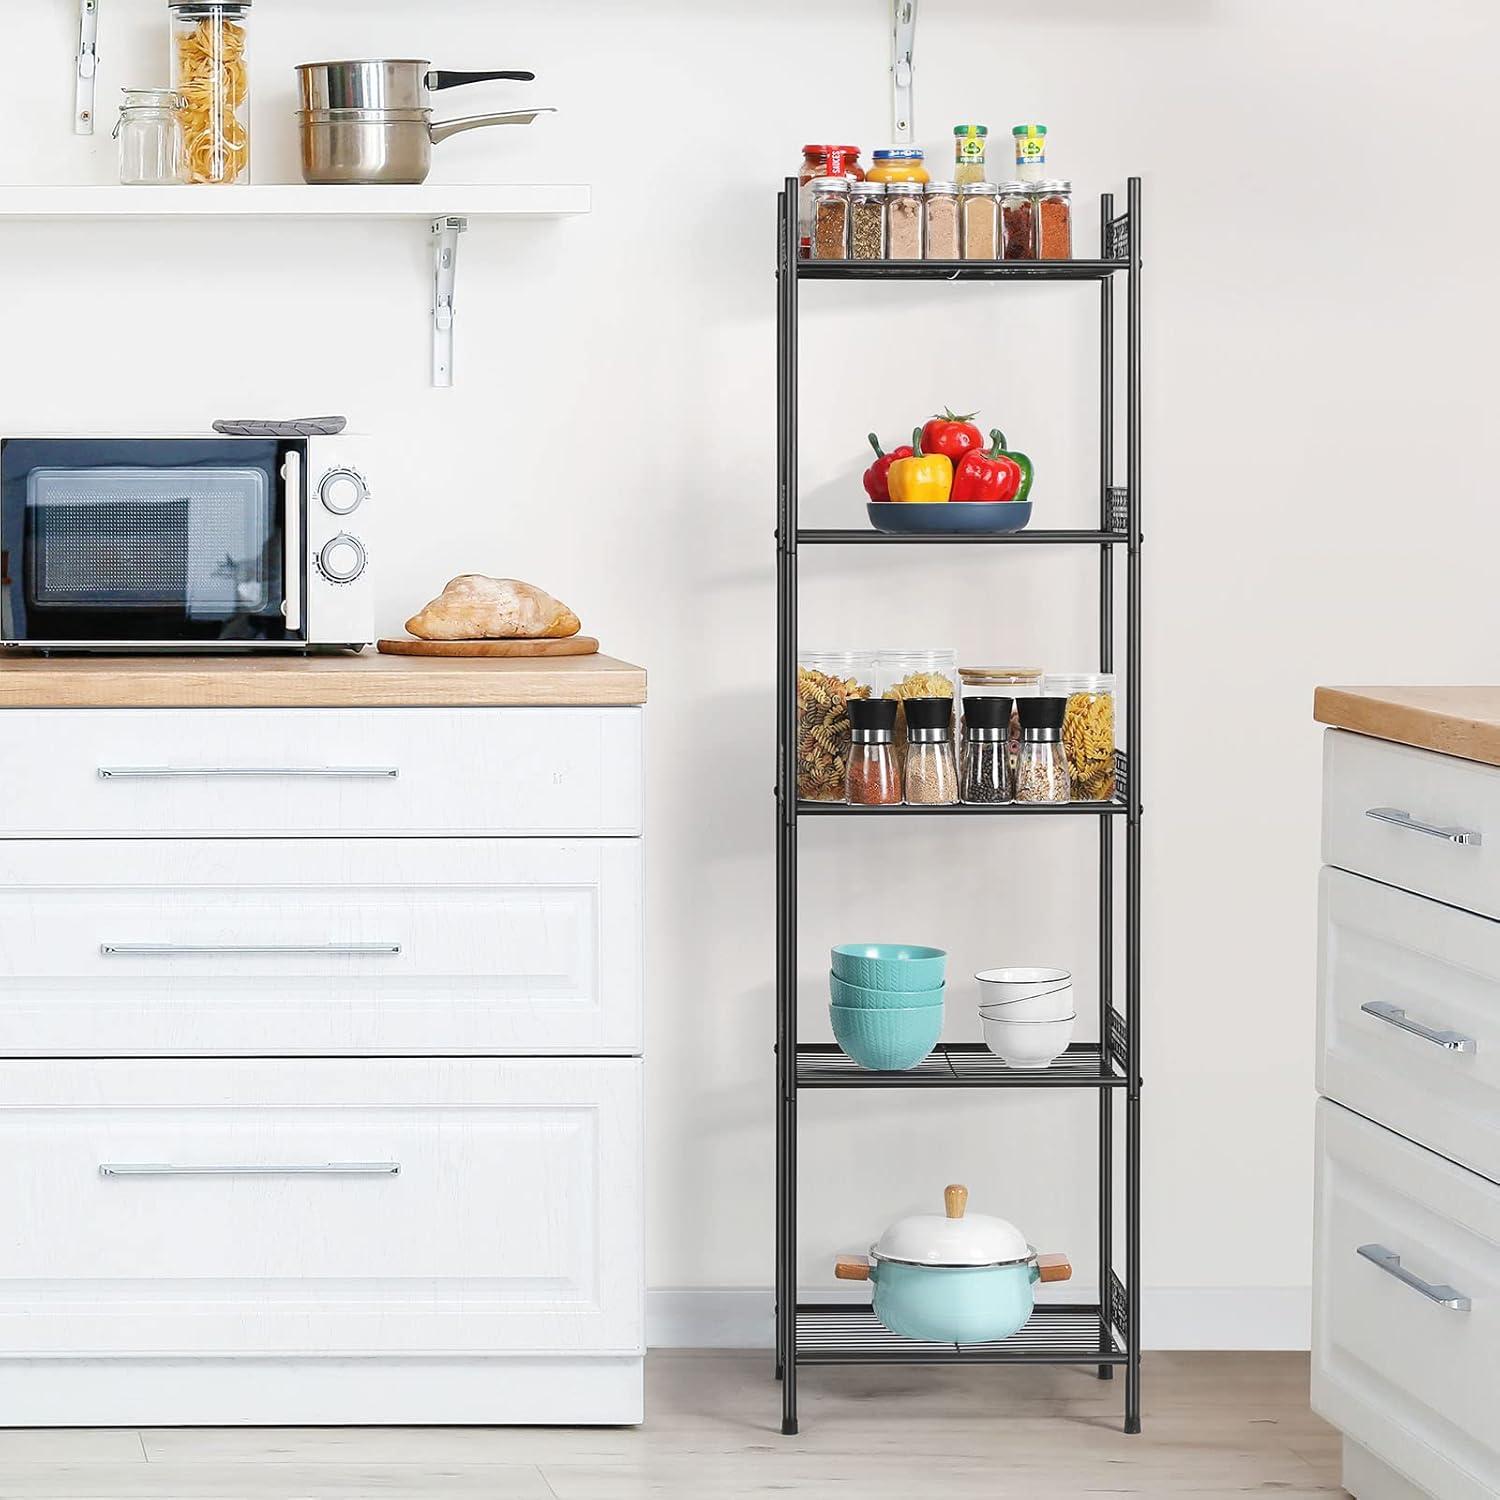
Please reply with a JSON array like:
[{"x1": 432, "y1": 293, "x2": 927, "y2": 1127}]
[{"x1": 921, "y1": 410, "x2": 984, "y2": 466}]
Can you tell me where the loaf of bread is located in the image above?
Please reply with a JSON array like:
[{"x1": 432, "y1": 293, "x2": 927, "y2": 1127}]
[{"x1": 404, "y1": 576, "x2": 582, "y2": 641}]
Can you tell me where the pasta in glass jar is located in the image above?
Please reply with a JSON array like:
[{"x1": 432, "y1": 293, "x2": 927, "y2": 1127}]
[{"x1": 169, "y1": 2, "x2": 251, "y2": 185}]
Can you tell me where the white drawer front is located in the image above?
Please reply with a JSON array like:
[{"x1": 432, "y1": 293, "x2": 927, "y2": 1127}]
[
  {"x1": 0, "y1": 708, "x2": 642, "y2": 838},
  {"x1": 1323, "y1": 729, "x2": 1500, "y2": 920},
  {"x1": 0, "y1": 839, "x2": 642, "y2": 1057},
  {"x1": 1313, "y1": 1099, "x2": 1500, "y2": 1500},
  {"x1": 0, "y1": 1059, "x2": 643, "y2": 1359},
  {"x1": 1320, "y1": 867, "x2": 1500, "y2": 1181}
]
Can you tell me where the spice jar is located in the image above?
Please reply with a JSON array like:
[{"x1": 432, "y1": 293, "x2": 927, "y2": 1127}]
[
  {"x1": 115, "y1": 87, "x2": 184, "y2": 185},
  {"x1": 960, "y1": 697, "x2": 1012, "y2": 804},
  {"x1": 903, "y1": 698, "x2": 958, "y2": 806},
  {"x1": 960, "y1": 181, "x2": 999, "y2": 260},
  {"x1": 880, "y1": 650, "x2": 960, "y2": 769},
  {"x1": 811, "y1": 178, "x2": 852, "y2": 260},
  {"x1": 798, "y1": 145, "x2": 864, "y2": 259},
  {"x1": 953, "y1": 124, "x2": 988, "y2": 186},
  {"x1": 849, "y1": 182, "x2": 887, "y2": 261},
  {"x1": 1045, "y1": 673, "x2": 1117, "y2": 802},
  {"x1": 1012, "y1": 123, "x2": 1047, "y2": 184},
  {"x1": 845, "y1": 698, "x2": 902, "y2": 806},
  {"x1": 867, "y1": 147, "x2": 929, "y2": 185},
  {"x1": 885, "y1": 183, "x2": 924, "y2": 260},
  {"x1": 998, "y1": 181, "x2": 1037, "y2": 260},
  {"x1": 168, "y1": 1, "x2": 252, "y2": 185},
  {"x1": 923, "y1": 182, "x2": 960, "y2": 259},
  {"x1": 1036, "y1": 181, "x2": 1073, "y2": 260},
  {"x1": 1015, "y1": 697, "x2": 1071, "y2": 803},
  {"x1": 960, "y1": 666, "x2": 1042, "y2": 774},
  {"x1": 797, "y1": 651, "x2": 876, "y2": 802}
]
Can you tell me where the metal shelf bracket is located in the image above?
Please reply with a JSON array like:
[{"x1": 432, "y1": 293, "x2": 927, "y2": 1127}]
[
  {"x1": 892, "y1": 0, "x2": 918, "y2": 144},
  {"x1": 75, "y1": 0, "x2": 100, "y2": 135},
  {"x1": 431, "y1": 214, "x2": 468, "y2": 387}
]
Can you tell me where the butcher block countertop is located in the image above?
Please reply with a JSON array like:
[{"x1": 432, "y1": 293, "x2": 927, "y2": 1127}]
[
  {"x1": 1315, "y1": 686, "x2": 1500, "y2": 769},
  {"x1": 0, "y1": 652, "x2": 648, "y2": 709}
]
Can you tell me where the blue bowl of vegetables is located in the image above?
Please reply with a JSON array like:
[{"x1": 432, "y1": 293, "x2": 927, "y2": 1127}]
[{"x1": 867, "y1": 500, "x2": 1032, "y2": 536}]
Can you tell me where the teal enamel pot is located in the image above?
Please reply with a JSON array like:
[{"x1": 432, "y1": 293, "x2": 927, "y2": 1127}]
[{"x1": 835, "y1": 1183, "x2": 1071, "y2": 1344}]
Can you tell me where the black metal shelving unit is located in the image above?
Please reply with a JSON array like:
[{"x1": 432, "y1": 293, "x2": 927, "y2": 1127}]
[{"x1": 774, "y1": 177, "x2": 1143, "y2": 1435}]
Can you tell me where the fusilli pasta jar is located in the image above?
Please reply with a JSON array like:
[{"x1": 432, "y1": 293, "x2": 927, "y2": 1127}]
[
  {"x1": 169, "y1": 1, "x2": 251, "y2": 185},
  {"x1": 877, "y1": 649, "x2": 959, "y2": 771},
  {"x1": 796, "y1": 651, "x2": 876, "y2": 803},
  {"x1": 1044, "y1": 672, "x2": 1116, "y2": 801}
]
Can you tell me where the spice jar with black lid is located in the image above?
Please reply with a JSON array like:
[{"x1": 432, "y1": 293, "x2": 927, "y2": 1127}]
[
  {"x1": 845, "y1": 698, "x2": 902, "y2": 806},
  {"x1": 1014, "y1": 697, "x2": 1071, "y2": 803},
  {"x1": 903, "y1": 697, "x2": 958, "y2": 806},
  {"x1": 960, "y1": 697, "x2": 1013, "y2": 804}
]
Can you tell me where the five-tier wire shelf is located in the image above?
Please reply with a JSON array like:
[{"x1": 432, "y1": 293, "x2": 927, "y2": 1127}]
[{"x1": 774, "y1": 176, "x2": 1143, "y2": 1435}]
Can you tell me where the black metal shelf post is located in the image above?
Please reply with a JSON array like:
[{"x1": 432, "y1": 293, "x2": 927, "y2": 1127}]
[{"x1": 774, "y1": 177, "x2": 1143, "y2": 1437}]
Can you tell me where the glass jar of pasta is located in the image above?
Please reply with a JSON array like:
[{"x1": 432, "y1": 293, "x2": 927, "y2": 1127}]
[
  {"x1": 168, "y1": 1, "x2": 251, "y2": 185},
  {"x1": 1044, "y1": 672, "x2": 1117, "y2": 801},
  {"x1": 878, "y1": 649, "x2": 960, "y2": 770},
  {"x1": 797, "y1": 651, "x2": 877, "y2": 803}
]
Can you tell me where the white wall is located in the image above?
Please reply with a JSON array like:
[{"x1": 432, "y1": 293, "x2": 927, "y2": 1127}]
[{"x1": 2, "y1": 0, "x2": 1497, "y2": 1348}]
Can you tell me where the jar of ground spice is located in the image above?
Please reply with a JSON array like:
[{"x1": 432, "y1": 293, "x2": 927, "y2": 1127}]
[
  {"x1": 798, "y1": 145, "x2": 864, "y2": 259},
  {"x1": 845, "y1": 698, "x2": 902, "y2": 805},
  {"x1": 812, "y1": 178, "x2": 852, "y2": 260},
  {"x1": 998, "y1": 181, "x2": 1037, "y2": 260},
  {"x1": 849, "y1": 182, "x2": 888, "y2": 261},
  {"x1": 923, "y1": 182, "x2": 960, "y2": 259},
  {"x1": 960, "y1": 181, "x2": 999, "y2": 260},
  {"x1": 902, "y1": 697, "x2": 958, "y2": 806},
  {"x1": 885, "y1": 182, "x2": 924, "y2": 260},
  {"x1": 1036, "y1": 180, "x2": 1073, "y2": 260}
]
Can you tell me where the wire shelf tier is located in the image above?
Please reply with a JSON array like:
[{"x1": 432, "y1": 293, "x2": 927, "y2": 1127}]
[
  {"x1": 795, "y1": 1304, "x2": 1127, "y2": 1366},
  {"x1": 795, "y1": 528, "x2": 1128, "y2": 546},
  {"x1": 797, "y1": 1042, "x2": 1124, "y2": 1089},
  {"x1": 799, "y1": 259, "x2": 1127, "y2": 283}
]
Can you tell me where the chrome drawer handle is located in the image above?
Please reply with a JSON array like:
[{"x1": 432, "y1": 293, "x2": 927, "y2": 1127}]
[
  {"x1": 1361, "y1": 1000, "x2": 1477, "y2": 1055},
  {"x1": 100, "y1": 1162, "x2": 400, "y2": 1178},
  {"x1": 98, "y1": 766, "x2": 399, "y2": 780},
  {"x1": 101, "y1": 943, "x2": 402, "y2": 957},
  {"x1": 1358, "y1": 1243, "x2": 1471, "y2": 1311},
  {"x1": 1364, "y1": 806, "x2": 1481, "y2": 847}
]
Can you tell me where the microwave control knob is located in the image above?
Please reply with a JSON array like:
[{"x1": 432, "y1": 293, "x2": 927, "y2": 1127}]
[
  {"x1": 317, "y1": 534, "x2": 367, "y2": 585},
  {"x1": 318, "y1": 467, "x2": 368, "y2": 516}
]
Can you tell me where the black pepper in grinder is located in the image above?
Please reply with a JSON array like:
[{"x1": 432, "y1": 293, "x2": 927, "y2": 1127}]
[
  {"x1": 1015, "y1": 696, "x2": 1071, "y2": 802},
  {"x1": 902, "y1": 697, "x2": 958, "y2": 805},
  {"x1": 961, "y1": 696, "x2": 1013, "y2": 804}
]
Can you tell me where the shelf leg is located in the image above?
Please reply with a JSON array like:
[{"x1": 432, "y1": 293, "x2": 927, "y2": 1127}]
[
  {"x1": 75, "y1": 0, "x2": 100, "y2": 135},
  {"x1": 431, "y1": 215, "x2": 468, "y2": 388}
]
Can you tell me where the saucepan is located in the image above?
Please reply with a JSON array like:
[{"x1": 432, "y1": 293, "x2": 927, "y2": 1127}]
[{"x1": 834, "y1": 1183, "x2": 1071, "y2": 1344}]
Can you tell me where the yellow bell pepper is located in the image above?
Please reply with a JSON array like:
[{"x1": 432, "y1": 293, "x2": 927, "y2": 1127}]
[{"x1": 886, "y1": 428, "x2": 953, "y2": 503}]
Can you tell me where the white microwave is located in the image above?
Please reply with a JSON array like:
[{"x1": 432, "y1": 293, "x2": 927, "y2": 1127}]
[{"x1": 0, "y1": 434, "x2": 374, "y2": 652}]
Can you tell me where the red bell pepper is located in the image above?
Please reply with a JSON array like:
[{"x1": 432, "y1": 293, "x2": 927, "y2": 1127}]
[
  {"x1": 950, "y1": 430, "x2": 1024, "y2": 502},
  {"x1": 862, "y1": 433, "x2": 914, "y2": 502},
  {"x1": 920, "y1": 409, "x2": 984, "y2": 468}
]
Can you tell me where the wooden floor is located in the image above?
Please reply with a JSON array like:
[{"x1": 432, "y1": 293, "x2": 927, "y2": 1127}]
[{"x1": 0, "y1": 1351, "x2": 1343, "y2": 1498}]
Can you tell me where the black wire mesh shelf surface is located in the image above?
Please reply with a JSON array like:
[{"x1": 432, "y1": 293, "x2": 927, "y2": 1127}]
[
  {"x1": 797, "y1": 1041, "x2": 1124, "y2": 1089},
  {"x1": 798, "y1": 258, "x2": 1128, "y2": 283},
  {"x1": 797, "y1": 796, "x2": 1126, "y2": 817},
  {"x1": 795, "y1": 1303, "x2": 1127, "y2": 1365},
  {"x1": 795, "y1": 528, "x2": 1129, "y2": 546}
]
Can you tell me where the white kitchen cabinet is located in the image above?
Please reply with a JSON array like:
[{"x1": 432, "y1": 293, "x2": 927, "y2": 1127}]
[{"x1": 0, "y1": 662, "x2": 647, "y2": 1426}]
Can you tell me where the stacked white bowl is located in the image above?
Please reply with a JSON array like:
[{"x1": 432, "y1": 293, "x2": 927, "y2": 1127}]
[{"x1": 976, "y1": 967, "x2": 1075, "y2": 1069}]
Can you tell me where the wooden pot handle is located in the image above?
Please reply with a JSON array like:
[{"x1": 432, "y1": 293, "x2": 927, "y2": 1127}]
[
  {"x1": 944, "y1": 1183, "x2": 969, "y2": 1220},
  {"x1": 834, "y1": 1255, "x2": 872, "y2": 1281},
  {"x1": 1036, "y1": 1253, "x2": 1072, "y2": 1284}
]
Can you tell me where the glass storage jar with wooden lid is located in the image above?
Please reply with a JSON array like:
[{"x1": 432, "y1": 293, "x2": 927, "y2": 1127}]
[
  {"x1": 1035, "y1": 180, "x2": 1073, "y2": 259},
  {"x1": 960, "y1": 181, "x2": 999, "y2": 259},
  {"x1": 811, "y1": 178, "x2": 852, "y2": 260},
  {"x1": 959, "y1": 666, "x2": 1042, "y2": 770},
  {"x1": 849, "y1": 182, "x2": 888, "y2": 261},
  {"x1": 885, "y1": 182, "x2": 924, "y2": 260},
  {"x1": 867, "y1": 146, "x2": 929, "y2": 184}
]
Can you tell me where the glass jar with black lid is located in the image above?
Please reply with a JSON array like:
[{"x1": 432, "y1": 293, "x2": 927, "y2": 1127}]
[
  {"x1": 845, "y1": 698, "x2": 901, "y2": 805},
  {"x1": 1014, "y1": 697, "x2": 1071, "y2": 803},
  {"x1": 902, "y1": 697, "x2": 958, "y2": 806},
  {"x1": 960, "y1": 696, "x2": 1013, "y2": 804}
]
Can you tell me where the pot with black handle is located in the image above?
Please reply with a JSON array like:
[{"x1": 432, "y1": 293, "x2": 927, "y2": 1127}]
[
  {"x1": 296, "y1": 60, "x2": 538, "y2": 113},
  {"x1": 834, "y1": 1183, "x2": 1071, "y2": 1344}
]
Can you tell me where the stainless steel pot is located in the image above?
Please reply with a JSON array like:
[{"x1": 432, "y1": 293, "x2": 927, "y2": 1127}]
[
  {"x1": 296, "y1": 60, "x2": 536, "y2": 113},
  {"x1": 297, "y1": 106, "x2": 554, "y2": 185}
]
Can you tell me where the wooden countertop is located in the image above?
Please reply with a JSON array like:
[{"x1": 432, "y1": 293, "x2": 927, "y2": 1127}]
[
  {"x1": 1315, "y1": 686, "x2": 1500, "y2": 768},
  {"x1": 0, "y1": 652, "x2": 647, "y2": 709}
]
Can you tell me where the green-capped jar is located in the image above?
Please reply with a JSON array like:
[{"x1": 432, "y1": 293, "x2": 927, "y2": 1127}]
[{"x1": 953, "y1": 123, "x2": 988, "y2": 185}]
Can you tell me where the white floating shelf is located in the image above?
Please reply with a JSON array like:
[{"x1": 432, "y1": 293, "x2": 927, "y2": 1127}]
[{"x1": 0, "y1": 182, "x2": 590, "y2": 221}]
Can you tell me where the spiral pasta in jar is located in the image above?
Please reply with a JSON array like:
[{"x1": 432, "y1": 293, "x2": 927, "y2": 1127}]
[
  {"x1": 796, "y1": 652, "x2": 876, "y2": 802},
  {"x1": 1045, "y1": 673, "x2": 1117, "y2": 801},
  {"x1": 169, "y1": 2, "x2": 251, "y2": 185}
]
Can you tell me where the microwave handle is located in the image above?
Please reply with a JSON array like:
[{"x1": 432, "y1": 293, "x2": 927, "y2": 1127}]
[{"x1": 282, "y1": 450, "x2": 303, "y2": 633}]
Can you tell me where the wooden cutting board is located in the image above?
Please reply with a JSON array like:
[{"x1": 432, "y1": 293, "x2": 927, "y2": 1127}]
[{"x1": 377, "y1": 637, "x2": 600, "y2": 659}]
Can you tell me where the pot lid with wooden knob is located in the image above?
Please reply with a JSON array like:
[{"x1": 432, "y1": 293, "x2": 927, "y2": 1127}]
[{"x1": 869, "y1": 1184, "x2": 1032, "y2": 1268}]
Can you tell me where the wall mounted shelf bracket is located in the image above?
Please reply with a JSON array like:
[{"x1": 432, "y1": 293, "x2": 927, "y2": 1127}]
[
  {"x1": 431, "y1": 214, "x2": 467, "y2": 388},
  {"x1": 75, "y1": 0, "x2": 100, "y2": 134},
  {"x1": 892, "y1": 0, "x2": 918, "y2": 144}
]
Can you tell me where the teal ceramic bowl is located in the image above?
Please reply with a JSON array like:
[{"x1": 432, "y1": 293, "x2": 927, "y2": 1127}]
[
  {"x1": 830, "y1": 1002, "x2": 943, "y2": 1071},
  {"x1": 830, "y1": 944, "x2": 947, "y2": 992},
  {"x1": 829, "y1": 972, "x2": 944, "y2": 1010}
]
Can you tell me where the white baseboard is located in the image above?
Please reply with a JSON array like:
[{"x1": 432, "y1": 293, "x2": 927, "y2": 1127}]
[{"x1": 646, "y1": 1286, "x2": 1311, "y2": 1352}]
